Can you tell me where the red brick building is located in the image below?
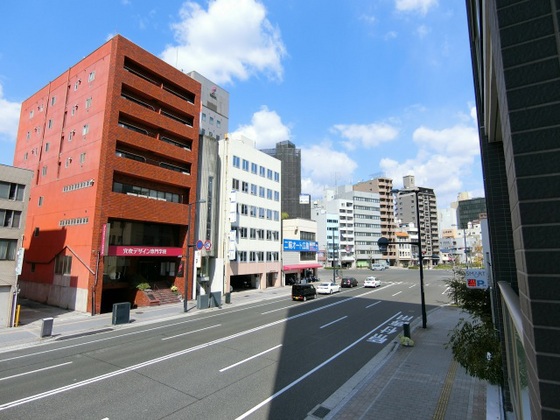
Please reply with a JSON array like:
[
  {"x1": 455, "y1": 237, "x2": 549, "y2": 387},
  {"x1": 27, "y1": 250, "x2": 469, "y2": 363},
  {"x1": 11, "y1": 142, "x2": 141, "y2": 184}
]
[{"x1": 13, "y1": 35, "x2": 201, "y2": 314}]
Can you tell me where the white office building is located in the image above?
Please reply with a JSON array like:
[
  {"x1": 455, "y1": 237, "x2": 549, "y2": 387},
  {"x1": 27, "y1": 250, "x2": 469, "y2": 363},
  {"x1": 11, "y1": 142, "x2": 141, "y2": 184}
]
[{"x1": 217, "y1": 135, "x2": 282, "y2": 291}]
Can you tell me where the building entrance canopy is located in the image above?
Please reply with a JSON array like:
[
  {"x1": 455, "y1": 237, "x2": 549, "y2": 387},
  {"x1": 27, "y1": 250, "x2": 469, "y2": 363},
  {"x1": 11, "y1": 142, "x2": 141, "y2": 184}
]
[{"x1": 282, "y1": 263, "x2": 322, "y2": 271}]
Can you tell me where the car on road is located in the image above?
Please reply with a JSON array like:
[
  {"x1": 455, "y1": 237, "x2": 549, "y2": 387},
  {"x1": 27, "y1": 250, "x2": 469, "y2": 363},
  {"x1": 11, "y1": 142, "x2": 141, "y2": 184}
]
[
  {"x1": 292, "y1": 284, "x2": 317, "y2": 301},
  {"x1": 364, "y1": 276, "x2": 381, "y2": 288},
  {"x1": 316, "y1": 282, "x2": 341, "y2": 294},
  {"x1": 340, "y1": 277, "x2": 358, "y2": 288},
  {"x1": 371, "y1": 263, "x2": 386, "y2": 271}
]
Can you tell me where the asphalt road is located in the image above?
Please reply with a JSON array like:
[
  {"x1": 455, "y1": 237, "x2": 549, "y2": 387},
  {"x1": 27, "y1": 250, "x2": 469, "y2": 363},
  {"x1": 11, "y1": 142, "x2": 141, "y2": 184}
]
[{"x1": 0, "y1": 268, "x2": 452, "y2": 419}]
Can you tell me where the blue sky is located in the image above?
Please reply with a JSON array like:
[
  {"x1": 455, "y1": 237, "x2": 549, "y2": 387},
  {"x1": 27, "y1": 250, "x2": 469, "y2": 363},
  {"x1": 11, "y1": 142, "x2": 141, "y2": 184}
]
[{"x1": 0, "y1": 0, "x2": 482, "y2": 208}]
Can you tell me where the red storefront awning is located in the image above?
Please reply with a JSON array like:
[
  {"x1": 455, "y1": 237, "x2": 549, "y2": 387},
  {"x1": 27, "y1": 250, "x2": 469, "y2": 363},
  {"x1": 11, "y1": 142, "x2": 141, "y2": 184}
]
[{"x1": 282, "y1": 263, "x2": 322, "y2": 271}]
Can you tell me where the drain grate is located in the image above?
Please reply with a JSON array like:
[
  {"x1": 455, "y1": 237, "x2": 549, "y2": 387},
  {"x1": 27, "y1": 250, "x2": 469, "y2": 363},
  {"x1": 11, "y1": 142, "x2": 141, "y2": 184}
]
[{"x1": 312, "y1": 406, "x2": 331, "y2": 418}]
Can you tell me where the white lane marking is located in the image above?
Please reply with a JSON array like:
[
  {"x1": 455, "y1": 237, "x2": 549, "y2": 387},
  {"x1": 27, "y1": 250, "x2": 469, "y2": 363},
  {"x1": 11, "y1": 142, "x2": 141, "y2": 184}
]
[
  {"x1": 408, "y1": 285, "x2": 415, "y2": 289},
  {"x1": 235, "y1": 312, "x2": 403, "y2": 420},
  {"x1": 392, "y1": 291, "x2": 402, "y2": 297},
  {"x1": 0, "y1": 362, "x2": 73, "y2": 382},
  {"x1": 320, "y1": 316, "x2": 347, "y2": 329},
  {"x1": 161, "y1": 324, "x2": 221, "y2": 341},
  {"x1": 0, "y1": 298, "x2": 289, "y2": 363},
  {"x1": 365, "y1": 301, "x2": 380, "y2": 309},
  {"x1": 219, "y1": 344, "x2": 283, "y2": 373},
  {"x1": 0, "y1": 297, "x2": 392, "y2": 411},
  {"x1": 442, "y1": 287, "x2": 450, "y2": 295},
  {"x1": 261, "y1": 306, "x2": 294, "y2": 314}
]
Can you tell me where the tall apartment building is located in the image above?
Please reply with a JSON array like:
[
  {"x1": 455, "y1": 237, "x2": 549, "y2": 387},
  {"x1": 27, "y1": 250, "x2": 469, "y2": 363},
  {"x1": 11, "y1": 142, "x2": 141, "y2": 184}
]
[
  {"x1": 0, "y1": 165, "x2": 33, "y2": 327},
  {"x1": 218, "y1": 135, "x2": 282, "y2": 291},
  {"x1": 261, "y1": 141, "x2": 310, "y2": 219},
  {"x1": 311, "y1": 205, "x2": 339, "y2": 269},
  {"x1": 13, "y1": 35, "x2": 201, "y2": 314},
  {"x1": 466, "y1": 2, "x2": 560, "y2": 417},
  {"x1": 353, "y1": 177, "x2": 396, "y2": 264},
  {"x1": 394, "y1": 175, "x2": 440, "y2": 266},
  {"x1": 333, "y1": 185, "x2": 383, "y2": 267}
]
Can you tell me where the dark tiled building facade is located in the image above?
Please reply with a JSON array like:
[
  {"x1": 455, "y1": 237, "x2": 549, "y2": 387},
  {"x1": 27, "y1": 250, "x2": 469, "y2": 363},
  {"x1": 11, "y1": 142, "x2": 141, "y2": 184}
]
[{"x1": 466, "y1": 1, "x2": 560, "y2": 418}]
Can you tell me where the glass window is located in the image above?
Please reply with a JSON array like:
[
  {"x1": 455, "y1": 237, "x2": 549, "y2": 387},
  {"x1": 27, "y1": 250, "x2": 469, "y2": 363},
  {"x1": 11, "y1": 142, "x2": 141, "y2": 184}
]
[
  {"x1": 242, "y1": 159, "x2": 249, "y2": 171},
  {"x1": 88, "y1": 71, "x2": 96, "y2": 82},
  {"x1": 0, "y1": 239, "x2": 17, "y2": 260},
  {"x1": 251, "y1": 163, "x2": 257, "y2": 174},
  {"x1": 233, "y1": 156, "x2": 240, "y2": 168}
]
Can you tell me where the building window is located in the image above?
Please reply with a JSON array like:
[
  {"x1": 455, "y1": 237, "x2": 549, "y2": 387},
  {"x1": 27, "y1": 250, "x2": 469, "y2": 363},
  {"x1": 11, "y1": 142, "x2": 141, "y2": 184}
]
[
  {"x1": 51, "y1": 96, "x2": 56, "y2": 106},
  {"x1": 85, "y1": 97, "x2": 92, "y2": 109},
  {"x1": 0, "y1": 239, "x2": 17, "y2": 260},
  {"x1": 250, "y1": 206, "x2": 257, "y2": 217},
  {"x1": 273, "y1": 211, "x2": 279, "y2": 221},
  {"x1": 250, "y1": 184, "x2": 257, "y2": 195},
  {"x1": 233, "y1": 155, "x2": 240, "y2": 168},
  {"x1": 240, "y1": 204, "x2": 248, "y2": 215},
  {"x1": 266, "y1": 209, "x2": 272, "y2": 220},
  {"x1": 202, "y1": 113, "x2": 207, "y2": 122},
  {"x1": 209, "y1": 116, "x2": 214, "y2": 125},
  {"x1": 26, "y1": 131, "x2": 30, "y2": 140},
  {"x1": 259, "y1": 208, "x2": 265, "y2": 219},
  {"x1": 267, "y1": 189, "x2": 272, "y2": 200},
  {"x1": 232, "y1": 178, "x2": 239, "y2": 190},
  {"x1": 242, "y1": 182, "x2": 249, "y2": 193},
  {"x1": 251, "y1": 163, "x2": 257, "y2": 174},
  {"x1": 250, "y1": 228, "x2": 256, "y2": 239},
  {"x1": 274, "y1": 172, "x2": 280, "y2": 182},
  {"x1": 259, "y1": 187, "x2": 265, "y2": 198},
  {"x1": 88, "y1": 71, "x2": 96, "y2": 82},
  {"x1": 238, "y1": 251, "x2": 247, "y2": 262},
  {"x1": 0, "y1": 210, "x2": 21, "y2": 228},
  {"x1": 48, "y1": 119, "x2": 53, "y2": 129},
  {"x1": 29, "y1": 110, "x2": 34, "y2": 119},
  {"x1": 259, "y1": 166, "x2": 265, "y2": 177},
  {"x1": 42, "y1": 166, "x2": 47, "y2": 176},
  {"x1": 274, "y1": 191, "x2": 279, "y2": 201},
  {"x1": 68, "y1": 130, "x2": 75, "y2": 141},
  {"x1": 80, "y1": 153, "x2": 86, "y2": 164},
  {"x1": 44, "y1": 142, "x2": 50, "y2": 152},
  {"x1": 82, "y1": 124, "x2": 89, "y2": 135},
  {"x1": 38, "y1": 196, "x2": 43, "y2": 206},
  {"x1": 65, "y1": 157, "x2": 72, "y2": 168},
  {"x1": 239, "y1": 227, "x2": 248, "y2": 238},
  {"x1": 267, "y1": 169, "x2": 273, "y2": 179},
  {"x1": 74, "y1": 80, "x2": 81, "y2": 91},
  {"x1": 55, "y1": 255, "x2": 72, "y2": 275},
  {"x1": 216, "y1": 120, "x2": 221, "y2": 128},
  {"x1": 242, "y1": 159, "x2": 249, "y2": 171}
]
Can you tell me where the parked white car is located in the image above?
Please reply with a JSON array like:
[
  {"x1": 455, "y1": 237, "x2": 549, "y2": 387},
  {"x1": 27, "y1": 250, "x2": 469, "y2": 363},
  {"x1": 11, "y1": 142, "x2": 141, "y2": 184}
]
[
  {"x1": 364, "y1": 276, "x2": 381, "y2": 288},
  {"x1": 371, "y1": 263, "x2": 386, "y2": 271},
  {"x1": 316, "y1": 282, "x2": 341, "y2": 294}
]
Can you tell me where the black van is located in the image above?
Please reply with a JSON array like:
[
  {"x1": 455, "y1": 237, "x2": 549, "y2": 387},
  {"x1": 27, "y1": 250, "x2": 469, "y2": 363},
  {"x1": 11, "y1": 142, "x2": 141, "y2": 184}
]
[{"x1": 292, "y1": 284, "x2": 317, "y2": 301}]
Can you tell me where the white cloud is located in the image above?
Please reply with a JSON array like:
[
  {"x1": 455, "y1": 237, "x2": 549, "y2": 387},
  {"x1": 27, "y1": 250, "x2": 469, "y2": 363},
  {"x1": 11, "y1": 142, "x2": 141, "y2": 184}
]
[
  {"x1": 301, "y1": 142, "x2": 357, "y2": 197},
  {"x1": 160, "y1": 0, "x2": 286, "y2": 85},
  {"x1": 332, "y1": 122, "x2": 399, "y2": 151},
  {"x1": 380, "y1": 120, "x2": 480, "y2": 207},
  {"x1": 395, "y1": 0, "x2": 438, "y2": 15},
  {"x1": 0, "y1": 84, "x2": 21, "y2": 142},
  {"x1": 230, "y1": 106, "x2": 291, "y2": 148},
  {"x1": 416, "y1": 24, "x2": 430, "y2": 38},
  {"x1": 384, "y1": 31, "x2": 398, "y2": 40}
]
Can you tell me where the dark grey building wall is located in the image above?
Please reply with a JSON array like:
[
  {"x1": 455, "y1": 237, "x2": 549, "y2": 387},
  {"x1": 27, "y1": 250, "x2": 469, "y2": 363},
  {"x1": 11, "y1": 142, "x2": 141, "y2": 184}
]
[
  {"x1": 262, "y1": 141, "x2": 310, "y2": 219},
  {"x1": 468, "y1": 1, "x2": 560, "y2": 417}
]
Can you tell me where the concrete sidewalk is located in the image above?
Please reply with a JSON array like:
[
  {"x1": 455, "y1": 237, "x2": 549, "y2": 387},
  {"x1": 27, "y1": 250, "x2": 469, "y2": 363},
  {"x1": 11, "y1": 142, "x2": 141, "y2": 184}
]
[
  {"x1": 309, "y1": 305, "x2": 493, "y2": 420},
  {"x1": 1, "y1": 289, "x2": 497, "y2": 420}
]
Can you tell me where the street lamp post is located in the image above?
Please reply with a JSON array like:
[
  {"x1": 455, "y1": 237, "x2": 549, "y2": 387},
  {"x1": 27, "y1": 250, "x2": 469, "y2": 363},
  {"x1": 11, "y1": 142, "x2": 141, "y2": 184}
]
[
  {"x1": 184, "y1": 199, "x2": 206, "y2": 312},
  {"x1": 392, "y1": 188, "x2": 427, "y2": 328}
]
